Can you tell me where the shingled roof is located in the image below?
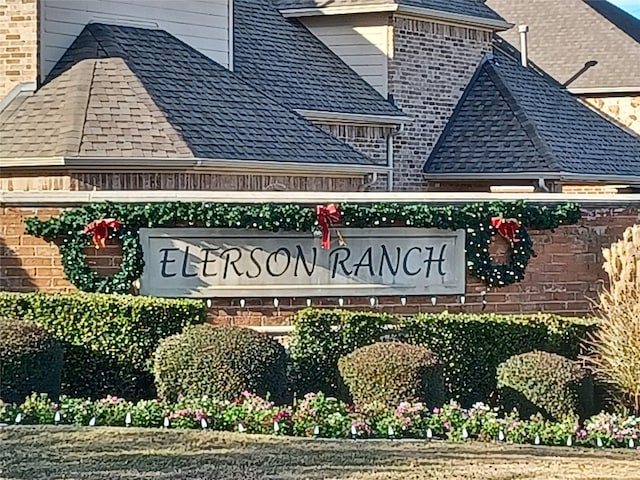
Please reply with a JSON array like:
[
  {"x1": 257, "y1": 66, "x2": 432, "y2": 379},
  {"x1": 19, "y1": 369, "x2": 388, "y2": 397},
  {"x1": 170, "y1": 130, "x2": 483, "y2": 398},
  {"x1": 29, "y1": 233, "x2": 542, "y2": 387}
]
[
  {"x1": 273, "y1": 0, "x2": 504, "y2": 22},
  {"x1": 424, "y1": 45, "x2": 640, "y2": 182},
  {"x1": 233, "y1": 0, "x2": 404, "y2": 117},
  {"x1": 0, "y1": 23, "x2": 379, "y2": 167},
  {"x1": 486, "y1": 0, "x2": 640, "y2": 92}
]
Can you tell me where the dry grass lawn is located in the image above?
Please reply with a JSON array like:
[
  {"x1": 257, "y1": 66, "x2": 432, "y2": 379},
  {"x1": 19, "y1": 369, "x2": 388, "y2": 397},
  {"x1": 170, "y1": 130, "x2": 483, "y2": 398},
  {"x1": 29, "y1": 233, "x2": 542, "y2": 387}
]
[{"x1": 1, "y1": 426, "x2": 639, "y2": 480}]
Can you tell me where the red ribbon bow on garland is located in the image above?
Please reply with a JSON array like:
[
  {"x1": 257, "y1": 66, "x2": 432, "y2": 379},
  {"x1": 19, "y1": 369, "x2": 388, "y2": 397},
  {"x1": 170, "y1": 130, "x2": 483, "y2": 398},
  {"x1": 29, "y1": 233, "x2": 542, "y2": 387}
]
[
  {"x1": 490, "y1": 216, "x2": 521, "y2": 245},
  {"x1": 316, "y1": 204, "x2": 345, "y2": 250},
  {"x1": 83, "y1": 218, "x2": 122, "y2": 249}
]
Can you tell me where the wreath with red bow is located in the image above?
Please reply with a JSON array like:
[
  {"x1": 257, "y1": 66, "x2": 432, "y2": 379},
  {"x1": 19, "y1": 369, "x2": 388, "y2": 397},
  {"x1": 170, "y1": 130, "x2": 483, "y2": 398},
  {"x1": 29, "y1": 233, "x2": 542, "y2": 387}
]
[{"x1": 470, "y1": 216, "x2": 534, "y2": 288}]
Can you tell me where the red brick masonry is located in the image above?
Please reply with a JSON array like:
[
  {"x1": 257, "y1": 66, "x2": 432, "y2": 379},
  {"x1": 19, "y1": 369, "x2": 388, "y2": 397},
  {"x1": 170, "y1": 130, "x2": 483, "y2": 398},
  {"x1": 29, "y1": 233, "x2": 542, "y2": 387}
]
[{"x1": 0, "y1": 202, "x2": 631, "y2": 325}]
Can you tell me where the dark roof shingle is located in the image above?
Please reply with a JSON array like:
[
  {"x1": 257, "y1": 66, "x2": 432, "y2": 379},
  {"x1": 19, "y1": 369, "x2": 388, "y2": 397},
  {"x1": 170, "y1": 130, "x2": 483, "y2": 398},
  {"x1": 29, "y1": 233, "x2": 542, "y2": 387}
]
[
  {"x1": 425, "y1": 46, "x2": 640, "y2": 180},
  {"x1": 234, "y1": 0, "x2": 404, "y2": 117},
  {"x1": 487, "y1": 0, "x2": 640, "y2": 92},
  {"x1": 1, "y1": 23, "x2": 378, "y2": 166}
]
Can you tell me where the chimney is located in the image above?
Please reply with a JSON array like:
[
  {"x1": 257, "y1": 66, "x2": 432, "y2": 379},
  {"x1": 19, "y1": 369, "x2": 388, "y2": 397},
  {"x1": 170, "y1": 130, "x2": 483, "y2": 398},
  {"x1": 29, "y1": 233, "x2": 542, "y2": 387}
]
[
  {"x1": 0, "y1": 0, "x2": 39, "y2": 101},
  {"x1": 518, "y1": 24, "x2": 529, "y2": 67}
]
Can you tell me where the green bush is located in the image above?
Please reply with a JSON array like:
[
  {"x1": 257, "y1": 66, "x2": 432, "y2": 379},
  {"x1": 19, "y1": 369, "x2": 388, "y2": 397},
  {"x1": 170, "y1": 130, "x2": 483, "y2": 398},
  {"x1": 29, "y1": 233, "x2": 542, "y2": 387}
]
[
  {"x1": 289, "y1": 309, "x2": 391, "y2": 399},
  {"x1": 0, "y1": 318, "x2": 63, "y2": 404},
  {"x1": 153, "y1": 325, "x2": 288, "y2": 403},
  {"x1": 497, "y1": 350, "x2": 595, "y2": 421},
  {"x1": 290, "y1": 309, "x2": 596, "y2": 405},
  {"x1": 401, "y1": 312, "x2": 596, "y2": 405},
  {"x1": 0, "y1": 292, "x2": 206, "y2": 400},
  {"x1": 338, "y1": 342, "x2": 444, "y2": 409}
]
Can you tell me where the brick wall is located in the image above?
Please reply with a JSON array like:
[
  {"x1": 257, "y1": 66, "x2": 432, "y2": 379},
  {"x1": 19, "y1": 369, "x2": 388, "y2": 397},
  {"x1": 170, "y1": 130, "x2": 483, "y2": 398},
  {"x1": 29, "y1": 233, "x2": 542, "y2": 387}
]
[
  {"x1": 316, "y1": 124, "x2": 393, "y2": 191},
  {"x1": 0, "y1": 0, "x2": 38, "y2": 99},
  {"x1": 562, "y1": 185, "x2": 621, "y2": 195},
  {"x1": 317, "y1": 124, "x2": 392, "y2": 166},
  {"x1": 583, "y1": 95, "x2": 640, "y2": 136},
  {"x1": 0, "y1": 171, "x2": 366, "y2": 192},
  {"x1": 2, "y1": 201, "x2": 638, "y2": 325},
  {"x1": 388, "y1": 18, "x2": 493, "y2": 191}
]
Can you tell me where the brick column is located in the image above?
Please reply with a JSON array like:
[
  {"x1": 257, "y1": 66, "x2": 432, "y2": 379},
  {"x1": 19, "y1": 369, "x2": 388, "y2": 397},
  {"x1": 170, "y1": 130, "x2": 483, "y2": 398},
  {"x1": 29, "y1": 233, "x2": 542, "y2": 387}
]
[
  {"x1": 0, "y1": 0, "x2": 39, "y2": 100},
  {"x1": 388, "y1": 18, "x2": 493, "y2": 191}
]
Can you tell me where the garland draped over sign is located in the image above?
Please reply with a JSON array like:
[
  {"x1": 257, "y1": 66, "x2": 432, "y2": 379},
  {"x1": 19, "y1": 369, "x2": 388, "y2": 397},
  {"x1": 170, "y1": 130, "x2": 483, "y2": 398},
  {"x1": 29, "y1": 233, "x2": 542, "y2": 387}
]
[{"x1": 25, "y1": 201, "x2": 581, "y2": 295}]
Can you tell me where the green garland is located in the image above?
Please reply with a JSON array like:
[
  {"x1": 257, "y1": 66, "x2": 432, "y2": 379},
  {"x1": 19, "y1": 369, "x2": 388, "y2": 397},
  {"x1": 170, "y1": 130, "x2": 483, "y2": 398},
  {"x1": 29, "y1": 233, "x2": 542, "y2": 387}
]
[{"x1": 25, "y1": 201, "x2": 581, "y2": 294}]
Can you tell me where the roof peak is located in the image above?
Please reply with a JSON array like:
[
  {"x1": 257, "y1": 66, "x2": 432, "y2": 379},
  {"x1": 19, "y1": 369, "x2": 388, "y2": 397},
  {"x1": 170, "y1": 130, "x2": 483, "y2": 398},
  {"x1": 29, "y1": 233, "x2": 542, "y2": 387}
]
[{"x1": 425, "y1": 45, "x2": 640, "y2": 181}]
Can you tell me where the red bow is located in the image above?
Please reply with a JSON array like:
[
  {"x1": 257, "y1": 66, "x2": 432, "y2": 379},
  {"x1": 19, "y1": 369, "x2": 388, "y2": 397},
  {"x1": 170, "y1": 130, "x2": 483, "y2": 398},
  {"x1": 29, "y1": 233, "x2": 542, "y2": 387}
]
[
  {"x1": 83, "y1": 218, "x2": 122, "y2": 249},
  {"x1": 316, "y1": 204, "x2": 342, "y2": 250},
  {"x1": 491, "y1": 216, "x2": 521, "y2": 244}
]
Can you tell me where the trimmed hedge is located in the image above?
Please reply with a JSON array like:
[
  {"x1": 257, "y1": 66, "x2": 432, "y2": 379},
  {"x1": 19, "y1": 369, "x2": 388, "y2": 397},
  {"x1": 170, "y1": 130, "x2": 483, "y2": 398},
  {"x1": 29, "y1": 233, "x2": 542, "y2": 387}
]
[
  {"x1": 0, "y1": 292, "x2": 206, "y2": 399},
  {"x1": 0, "y1": 318, "x2": 63, "y2": 403},
  {"x1": 289, "y1": 309, "x2": 391, "y2": 399},
  {"x1": 338, "y1": 342, "x2": 444, "y2": 409},
  {"x1": 401, "y1": 312, "x2": 595, "y2": 405},
  {"x1": 497, "y1": 350, "x2": 595, "y2": 421},
  {"x1": 290, "y1": 309, "x2": 596, "y2": 405},
  {"x1": 153, "y1": 325, "x2": 288, "y2": 403}
]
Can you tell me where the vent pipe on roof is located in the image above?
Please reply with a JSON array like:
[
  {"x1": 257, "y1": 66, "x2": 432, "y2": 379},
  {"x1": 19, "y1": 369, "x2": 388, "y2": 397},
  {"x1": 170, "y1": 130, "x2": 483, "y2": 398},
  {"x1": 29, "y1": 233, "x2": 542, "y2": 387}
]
[{"x1": 518, "y1": 25, "x2": 529, "y2": 67}]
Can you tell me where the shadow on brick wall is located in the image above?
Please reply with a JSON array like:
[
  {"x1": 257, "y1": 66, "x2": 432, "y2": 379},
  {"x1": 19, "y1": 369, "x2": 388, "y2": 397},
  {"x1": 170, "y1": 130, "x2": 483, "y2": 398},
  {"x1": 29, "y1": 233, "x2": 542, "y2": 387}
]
[{"x1": 0, "y1": 237, "x2": 37, "y2": 292}]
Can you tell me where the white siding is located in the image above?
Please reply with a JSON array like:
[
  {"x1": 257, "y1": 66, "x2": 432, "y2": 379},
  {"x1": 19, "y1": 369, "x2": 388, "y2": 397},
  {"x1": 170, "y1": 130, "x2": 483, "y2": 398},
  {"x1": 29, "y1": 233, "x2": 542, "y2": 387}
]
[
  {"x1": 302, "y1": 14, "x2": 391, "y2": 97},
  {"x1": 41, "y1": 0, "x2": 232, "y2": 80}
]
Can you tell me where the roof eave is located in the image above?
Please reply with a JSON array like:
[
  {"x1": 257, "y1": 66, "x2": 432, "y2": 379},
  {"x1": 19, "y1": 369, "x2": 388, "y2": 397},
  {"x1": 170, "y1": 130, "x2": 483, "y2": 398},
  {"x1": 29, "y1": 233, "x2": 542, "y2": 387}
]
[
  {"x1": 425, "y1": 171, "x2": 640, "y2": 185},
  {"x1": 280, "y1": 4, "x2": 512, "y2": 31},
  {"x1": 296, "y1": 109, "x2": 412, "y2": 126},
  {"x1": 569, "y1": 86, "x2": 640, "y2": 95},
  {"x1": 396, "y1": 5, "x2": 512, "y2": 31},
  {"x1": 0, "y1": 156, "x2": 390, "y2": 176},
  {"x1": 279, "y1": 3, "x2": 399, "y2": 17}
]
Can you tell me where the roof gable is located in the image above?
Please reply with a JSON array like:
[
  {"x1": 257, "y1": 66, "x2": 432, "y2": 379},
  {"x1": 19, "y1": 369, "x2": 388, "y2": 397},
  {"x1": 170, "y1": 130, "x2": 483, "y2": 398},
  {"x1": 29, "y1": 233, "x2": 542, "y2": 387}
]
[
  {"x1": 487, "y1": 0, "x2": 640, "y2": 92},
  {"x1": 425, "y1": 47, "x2": 640, "y2": 181},
  {"x1": 1, "y1": 23, "x2": 378, "y2": 167},
  {"x1": 233, "y1": 0, "x2": 403, "y2": 117}
]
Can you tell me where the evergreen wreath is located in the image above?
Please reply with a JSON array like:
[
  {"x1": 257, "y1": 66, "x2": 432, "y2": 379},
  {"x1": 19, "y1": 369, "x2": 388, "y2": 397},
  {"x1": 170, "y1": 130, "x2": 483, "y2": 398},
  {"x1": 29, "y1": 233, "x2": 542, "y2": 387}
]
[{"x1": 25, "y1": 201, "x2": 581, "y2": 294}]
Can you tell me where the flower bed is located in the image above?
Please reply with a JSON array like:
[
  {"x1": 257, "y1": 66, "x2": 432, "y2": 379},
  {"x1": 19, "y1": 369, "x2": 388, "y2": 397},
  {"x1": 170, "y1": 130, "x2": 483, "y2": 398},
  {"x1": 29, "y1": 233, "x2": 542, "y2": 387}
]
[{"x1": 2, "y1": 392, "x2": 639, "y2": 450}]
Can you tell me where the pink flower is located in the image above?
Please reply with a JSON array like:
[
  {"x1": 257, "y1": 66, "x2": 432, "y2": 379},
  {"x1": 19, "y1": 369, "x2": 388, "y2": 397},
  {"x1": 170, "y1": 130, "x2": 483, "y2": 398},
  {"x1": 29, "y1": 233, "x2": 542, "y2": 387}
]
[
  {"x1": 273, "y1": 410, "x2": 292, "y2": 422},
  {"x1": 194, "y1": 410, "x2": 208, "y2": 422},
  {"x1": 443, "y1": 421, "x2": 451, "y2": 430},
  {"x1": 433, "y1": 407, "x2": 441, "y2": 414},
  {"x1": 100, "y1": 395, "x2": 123, "y2": 404}
]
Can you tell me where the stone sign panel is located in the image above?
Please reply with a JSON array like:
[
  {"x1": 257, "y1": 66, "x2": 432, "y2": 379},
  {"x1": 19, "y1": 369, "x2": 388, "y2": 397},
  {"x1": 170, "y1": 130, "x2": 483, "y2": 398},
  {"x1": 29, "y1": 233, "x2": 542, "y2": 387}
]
[{"x1": 139, "y1": 228, "x2": 466, "y2": 298}]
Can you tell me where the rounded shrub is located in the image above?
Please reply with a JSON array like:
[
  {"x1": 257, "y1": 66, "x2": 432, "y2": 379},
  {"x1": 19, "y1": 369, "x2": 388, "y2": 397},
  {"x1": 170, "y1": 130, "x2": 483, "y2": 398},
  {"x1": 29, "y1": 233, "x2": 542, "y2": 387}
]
[
  {"x1": 338, "y1": 341, "x2": 444, "y2": 408},
  {"x1": 153, "y1": 325, "x2": 287, "y2": 403},
  {"x1": 0, "y1": 317, "x2": 63, "y2": 404},
  {"x1": 497, "y1": 350, "x2": 594, "y2": 421}
]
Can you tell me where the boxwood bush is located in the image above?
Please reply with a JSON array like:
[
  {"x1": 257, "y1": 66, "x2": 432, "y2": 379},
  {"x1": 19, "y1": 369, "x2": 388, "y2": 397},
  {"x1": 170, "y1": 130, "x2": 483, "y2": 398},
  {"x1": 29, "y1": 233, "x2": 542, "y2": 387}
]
[
  {"x1": 0, "y1": 292, "x2": 206, "y2": 400},
  {"x1": 290, "y1": 309, "x2": 596, "y2": 405},
  {"x1": 153, "y1": 325, "x2": 288, "y2": 403},
  {"x1": 0, "y1": 317, "x2": 63, "y2": 403},
  {"x1": 497, "y1": 350, "x2": 595, "y2": 421},
  {"x1": 338, "y1": 342, "x2": 444, "y2": 409}
]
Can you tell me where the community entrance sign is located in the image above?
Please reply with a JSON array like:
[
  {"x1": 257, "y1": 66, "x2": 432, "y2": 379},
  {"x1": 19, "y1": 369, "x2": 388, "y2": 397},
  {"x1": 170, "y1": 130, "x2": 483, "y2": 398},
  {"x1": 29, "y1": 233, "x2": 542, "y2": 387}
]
[{"x1": 139, "y1": 228, "x2": 466, "y2": 298}]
